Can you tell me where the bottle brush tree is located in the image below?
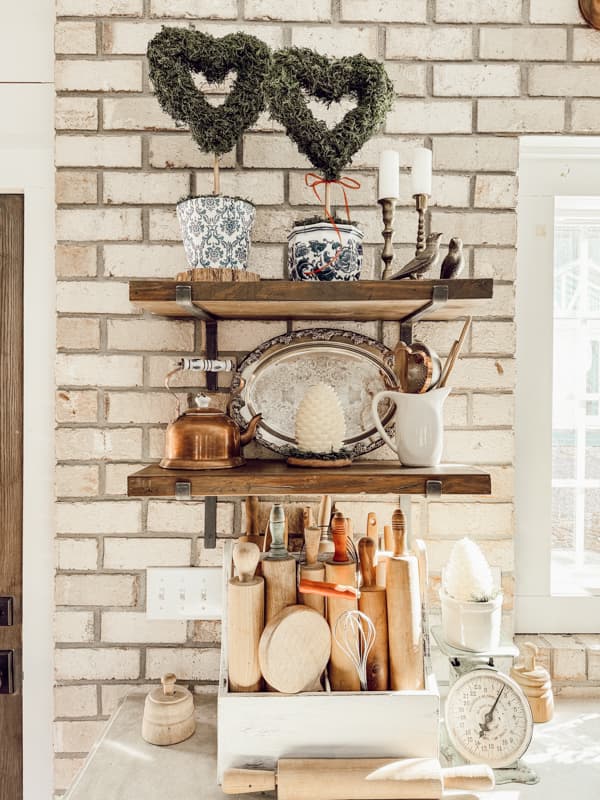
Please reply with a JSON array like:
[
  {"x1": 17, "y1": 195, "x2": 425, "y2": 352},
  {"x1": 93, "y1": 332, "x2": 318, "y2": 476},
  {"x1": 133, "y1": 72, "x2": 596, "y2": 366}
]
[{"x1": 443, "y1": 537, "x2": 497, "y2": 603}]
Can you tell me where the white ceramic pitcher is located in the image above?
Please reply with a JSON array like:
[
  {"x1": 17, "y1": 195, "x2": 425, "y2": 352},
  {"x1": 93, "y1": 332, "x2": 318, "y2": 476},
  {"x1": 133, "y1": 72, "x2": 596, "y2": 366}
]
[{"x1": 371, "y1": 387, "x2": 450, "y2": 467}]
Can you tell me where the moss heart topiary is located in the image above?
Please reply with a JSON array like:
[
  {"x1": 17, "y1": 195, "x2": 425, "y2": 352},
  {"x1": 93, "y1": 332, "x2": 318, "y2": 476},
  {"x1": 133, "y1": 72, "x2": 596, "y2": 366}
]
[
  {"x1": 266, "y1": 47, "x2": 394, "y2": 181},
  {"x1": 147, "y1": 27, "x2": 271, "y2": 157}
]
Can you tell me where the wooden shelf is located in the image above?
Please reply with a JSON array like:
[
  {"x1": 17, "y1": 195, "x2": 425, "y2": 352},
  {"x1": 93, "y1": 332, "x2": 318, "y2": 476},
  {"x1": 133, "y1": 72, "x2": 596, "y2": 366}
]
[
  {"x1": 129, "y1": 278, "x2": 492, "y2": 322},
  {"x1": 127, "y1": 461, "x2": 491, "y2": 498}
]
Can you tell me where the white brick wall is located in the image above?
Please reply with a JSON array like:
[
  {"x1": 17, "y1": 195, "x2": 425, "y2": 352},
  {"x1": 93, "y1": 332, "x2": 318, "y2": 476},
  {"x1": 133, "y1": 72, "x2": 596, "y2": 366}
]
[{"x1": 54, "y1": 0, "x2": 599, "y2": 791}]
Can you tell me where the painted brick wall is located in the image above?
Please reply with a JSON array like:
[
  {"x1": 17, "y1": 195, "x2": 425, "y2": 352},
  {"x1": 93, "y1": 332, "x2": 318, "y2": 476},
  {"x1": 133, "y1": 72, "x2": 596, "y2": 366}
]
[{"x1": 54, "y1": 0, "x2": 595, "y2": 793}]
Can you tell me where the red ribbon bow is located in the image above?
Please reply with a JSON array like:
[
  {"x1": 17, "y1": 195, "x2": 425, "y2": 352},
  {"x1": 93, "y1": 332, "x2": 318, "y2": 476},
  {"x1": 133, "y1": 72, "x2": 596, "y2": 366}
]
[{"x1": 302, "y1": 173, "x2": 361, "y2": 275}]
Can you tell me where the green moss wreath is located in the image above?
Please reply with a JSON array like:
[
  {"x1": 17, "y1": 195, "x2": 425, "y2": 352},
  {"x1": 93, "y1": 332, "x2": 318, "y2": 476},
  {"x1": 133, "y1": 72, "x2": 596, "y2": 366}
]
[
  {"x1": 266, "y1": 48, "x2": 394, "y2": 180},
  {"x1": 147, "y1": 28, "x2": 271, "y2": 157}
]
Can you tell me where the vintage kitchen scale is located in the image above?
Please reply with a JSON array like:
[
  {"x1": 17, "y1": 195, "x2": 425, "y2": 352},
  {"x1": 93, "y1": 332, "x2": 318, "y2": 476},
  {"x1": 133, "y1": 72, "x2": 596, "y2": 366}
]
[{"x1": 431, "y1": 625, "x2": 539, "y2": 786}]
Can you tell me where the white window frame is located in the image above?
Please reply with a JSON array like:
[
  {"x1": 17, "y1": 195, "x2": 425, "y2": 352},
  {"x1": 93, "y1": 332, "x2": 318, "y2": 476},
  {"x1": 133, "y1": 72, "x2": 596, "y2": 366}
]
[{"x1": 516, "y1": 136, "x2": 600, "y2": 633}]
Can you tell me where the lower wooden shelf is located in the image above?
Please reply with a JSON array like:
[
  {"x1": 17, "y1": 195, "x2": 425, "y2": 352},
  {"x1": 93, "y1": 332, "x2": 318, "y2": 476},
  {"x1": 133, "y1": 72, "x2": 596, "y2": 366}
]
[{"x1": 127, "y1": 461, "x2": 491, "y2": 498}]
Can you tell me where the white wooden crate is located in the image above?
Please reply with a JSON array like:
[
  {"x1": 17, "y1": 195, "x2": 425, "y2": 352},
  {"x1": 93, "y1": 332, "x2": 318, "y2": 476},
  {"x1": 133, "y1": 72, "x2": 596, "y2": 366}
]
[{"x1": 217, "y1": 542, "x2": 440, "y2": 783}]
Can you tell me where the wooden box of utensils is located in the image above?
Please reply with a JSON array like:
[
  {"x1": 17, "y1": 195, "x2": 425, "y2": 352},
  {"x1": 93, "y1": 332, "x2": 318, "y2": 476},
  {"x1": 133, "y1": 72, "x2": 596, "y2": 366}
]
[{"x1": 217, "y1": 527, "x2": 440, "y2": 784}]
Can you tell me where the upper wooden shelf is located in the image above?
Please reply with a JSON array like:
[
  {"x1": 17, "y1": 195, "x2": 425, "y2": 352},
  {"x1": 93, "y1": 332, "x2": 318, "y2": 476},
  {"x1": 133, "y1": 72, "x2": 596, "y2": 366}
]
[
  {"x1": 129, "y1": 278, "x2": 493, "y2": 322},
  {"x1": 127, "y1": 461, "x2": 491, "y2": 498}
]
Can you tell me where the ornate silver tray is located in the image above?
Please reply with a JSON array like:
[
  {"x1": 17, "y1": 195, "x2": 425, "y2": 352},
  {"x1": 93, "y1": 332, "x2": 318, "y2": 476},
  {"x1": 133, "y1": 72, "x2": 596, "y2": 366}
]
[{"x1": 230, "y1": 328, "x2": 396, "y2": 458}]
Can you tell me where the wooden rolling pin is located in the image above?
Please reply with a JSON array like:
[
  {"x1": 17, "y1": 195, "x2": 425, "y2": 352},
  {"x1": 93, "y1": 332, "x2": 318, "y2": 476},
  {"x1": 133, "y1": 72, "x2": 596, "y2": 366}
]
[
  {"x1": 239, "y1": 496, "x2": 263, "y2": 549},
  {"x1": 300, "y1": 526, "x2": 325, "y2": 615},
  {"x1": 262, "y1": 504, "x2": 297, "y2": 623},
  {"x1": 376, "y1": 524, "x2": 394, "y2": 587},
  {"x1": 318, "y1": 495, "x2": 334, "y2": 555},
  {"x1": 413, "y1": 538, "x2": 430, "y2": 656},
  {"x1": 358, "y1": 538, "x2": 389, "y2": 691},
  {"x1": 386, "y1": 508, "x2": 424, "y2": 690},
  {"x1": 302, "y1": 506, "x2": 315, "y2": 532},
  {"x1": 227, "y1": 542, "x2": 264, "y2": 692},
  {"x1": 325, "y1": 512, "x2": 359, "y2": 691},
  {"x1": 366, "y1": 511, "x2": 378, "y2": 545},
  {"x1": 222, "y1": 758, "x2": 494, "y2": 800}
]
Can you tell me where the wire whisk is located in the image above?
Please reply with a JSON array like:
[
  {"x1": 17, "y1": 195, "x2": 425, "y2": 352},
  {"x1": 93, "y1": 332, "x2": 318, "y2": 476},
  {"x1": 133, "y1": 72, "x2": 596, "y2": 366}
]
[{"x1": 333, "y1": 610, "x2": 376, "y2": 691}]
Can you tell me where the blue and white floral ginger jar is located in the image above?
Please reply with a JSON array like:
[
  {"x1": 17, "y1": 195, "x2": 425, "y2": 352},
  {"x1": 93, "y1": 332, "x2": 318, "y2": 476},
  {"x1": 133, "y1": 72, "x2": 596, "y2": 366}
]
[
  {"x1": 176, "y1": 195, "x2": 255, "y2": 271},
  {"x1": 288, "y1": 221, "x2": 364, "y2": 281}
]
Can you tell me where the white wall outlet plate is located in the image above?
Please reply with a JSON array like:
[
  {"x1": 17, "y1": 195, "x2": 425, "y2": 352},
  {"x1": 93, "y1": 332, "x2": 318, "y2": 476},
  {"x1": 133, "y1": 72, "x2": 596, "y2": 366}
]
[{"x1": 146, "y1": 567, "x2": 223, "y2": 620}]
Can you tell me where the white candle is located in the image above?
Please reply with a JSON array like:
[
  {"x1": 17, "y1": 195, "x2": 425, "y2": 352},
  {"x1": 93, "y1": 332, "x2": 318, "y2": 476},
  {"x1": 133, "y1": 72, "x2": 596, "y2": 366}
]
[
  {"x1": 411, "y1": 147, "x2": 432, "y2": 196},
  {"x1": 378, "y1": 149, "x2": 400, "y2": 200}
]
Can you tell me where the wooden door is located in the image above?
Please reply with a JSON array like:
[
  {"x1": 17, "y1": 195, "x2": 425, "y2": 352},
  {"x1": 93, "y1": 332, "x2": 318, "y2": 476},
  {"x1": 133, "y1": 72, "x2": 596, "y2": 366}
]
[{"x1": 0, "y1": 195, "x2": 24, "y2": 799}]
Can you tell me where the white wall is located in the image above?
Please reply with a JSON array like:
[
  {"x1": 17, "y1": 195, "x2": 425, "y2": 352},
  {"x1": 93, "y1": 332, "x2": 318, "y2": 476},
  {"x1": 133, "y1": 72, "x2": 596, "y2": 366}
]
[{"x1": 0, "y1": 3, "x2": 55, "y2": 798}]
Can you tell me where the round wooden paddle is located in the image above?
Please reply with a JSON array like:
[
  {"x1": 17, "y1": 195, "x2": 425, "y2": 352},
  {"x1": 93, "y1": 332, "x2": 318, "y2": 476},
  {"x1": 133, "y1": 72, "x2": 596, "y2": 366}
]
[{"x1": 258, "y1": 605, "x2": 331, "y2": 694}]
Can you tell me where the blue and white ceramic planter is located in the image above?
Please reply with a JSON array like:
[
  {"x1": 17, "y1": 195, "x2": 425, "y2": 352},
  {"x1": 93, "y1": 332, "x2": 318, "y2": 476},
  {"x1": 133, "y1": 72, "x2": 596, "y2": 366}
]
[
  {"x1": 288, "y1": 221, "x2": 364, "y2": 281},
  {"x1": 176, "y1": 195, "x2": 255, "y2": 271}
]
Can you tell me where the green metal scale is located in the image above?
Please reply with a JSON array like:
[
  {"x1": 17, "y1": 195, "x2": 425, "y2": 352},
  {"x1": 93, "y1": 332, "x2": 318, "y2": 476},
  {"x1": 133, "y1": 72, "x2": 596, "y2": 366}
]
[{"x1": 432, "y1": 626, "x2": 539, "y2": 786}]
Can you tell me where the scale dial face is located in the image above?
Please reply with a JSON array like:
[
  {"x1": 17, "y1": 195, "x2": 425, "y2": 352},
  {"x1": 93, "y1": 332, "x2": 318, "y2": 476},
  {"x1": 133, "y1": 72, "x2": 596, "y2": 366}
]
[{"x1": 445, "y1": 668, "x2": 533, "y2": 768}]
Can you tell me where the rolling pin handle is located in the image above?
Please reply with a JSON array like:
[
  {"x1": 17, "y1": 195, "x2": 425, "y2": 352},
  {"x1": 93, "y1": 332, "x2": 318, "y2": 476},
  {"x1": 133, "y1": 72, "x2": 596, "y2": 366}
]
[
  {"x1": 391, "y1": 508, "x2": 407, "y2": 557},
  {"x1": 222, "y1": 768, "x2": 276, "y2": 795}
]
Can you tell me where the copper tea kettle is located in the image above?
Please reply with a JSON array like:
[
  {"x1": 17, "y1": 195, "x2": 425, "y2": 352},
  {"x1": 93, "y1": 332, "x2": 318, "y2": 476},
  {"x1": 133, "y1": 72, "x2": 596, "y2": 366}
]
[{"x1": 161, "y1": 393, "x2": 261, "y2": 470}]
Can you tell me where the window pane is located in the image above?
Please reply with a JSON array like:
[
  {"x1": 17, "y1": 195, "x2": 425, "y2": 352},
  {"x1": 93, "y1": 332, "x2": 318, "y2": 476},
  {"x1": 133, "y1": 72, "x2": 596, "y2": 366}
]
[
  {"x1": 551, "y1": 197, "x2": 600, "y2": 596},
  {"x1": 552, "y1": 486, "x2": 576, "y2": 550}
]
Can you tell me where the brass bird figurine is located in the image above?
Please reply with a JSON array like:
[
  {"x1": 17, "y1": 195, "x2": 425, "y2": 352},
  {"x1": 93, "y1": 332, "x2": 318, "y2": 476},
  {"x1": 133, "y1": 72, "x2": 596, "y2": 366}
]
[
  {"x1": 440, "y1": 237, "x2": 464, "y2": 279},
  {"x1": 389, "y1": 232, "x2": 443, "y2": 280}
]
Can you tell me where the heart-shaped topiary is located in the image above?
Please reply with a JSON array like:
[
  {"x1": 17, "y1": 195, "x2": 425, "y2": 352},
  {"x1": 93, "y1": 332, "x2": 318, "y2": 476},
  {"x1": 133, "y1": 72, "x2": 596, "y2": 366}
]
[
  {"x1": 266, "y1": 48, "x2": 394, "y2": 181},
  {"x1": 147, "y1": 27, "x2": 271, "y2": 157}
]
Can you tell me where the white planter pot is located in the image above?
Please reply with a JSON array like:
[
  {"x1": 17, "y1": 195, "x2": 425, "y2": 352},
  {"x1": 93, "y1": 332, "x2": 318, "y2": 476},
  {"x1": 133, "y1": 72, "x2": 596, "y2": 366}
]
[
  {"x1": 288, "y1": 221, "x2": 363, "y2": 281},
  {"x1": 176, "y1": 195, "x2": 255, "y2": 271},
  {"x1": 440, "y1": 589, "x2": 503, "y2": 652},
  {"x1": 371, "y1": 387, "x2": 450, "y2": 467}
]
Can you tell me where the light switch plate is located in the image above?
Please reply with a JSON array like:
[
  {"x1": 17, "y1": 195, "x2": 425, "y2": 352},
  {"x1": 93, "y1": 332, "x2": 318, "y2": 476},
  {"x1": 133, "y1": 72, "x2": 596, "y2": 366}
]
[{"x1": 146, "y1": 567, "x2": 222, "y2": 620}]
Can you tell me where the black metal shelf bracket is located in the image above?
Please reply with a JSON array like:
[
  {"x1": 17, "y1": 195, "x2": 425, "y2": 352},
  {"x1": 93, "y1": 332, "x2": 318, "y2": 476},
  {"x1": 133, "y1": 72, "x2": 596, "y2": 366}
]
[
  {"x1": 175, "y1": 284, "x2": 214, "y2": 322},
  {"x1": 426, "y1": 480, "x2": 443, "y2": 498},
  {"x1": 204, "y1": 496, "x2": 217, "y2": 550},
  {"x1": 175, "y1": 284, "x2": 219, "y2": 391},
  {"x1": 174, "y1": 481, "x2": 217, "y2": 549},
  {"x1": 175, "y1": 481, "x2": 191, "y2": 500},
  {"x1": 399, "y1": 284, "x2": 449, "y2": 345}
]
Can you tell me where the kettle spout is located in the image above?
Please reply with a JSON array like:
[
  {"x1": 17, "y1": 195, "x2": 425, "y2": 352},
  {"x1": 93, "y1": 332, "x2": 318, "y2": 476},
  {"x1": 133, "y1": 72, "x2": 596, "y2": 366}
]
[{"x1": 240, "y1": 414, "x2": 262, "y2": 446}]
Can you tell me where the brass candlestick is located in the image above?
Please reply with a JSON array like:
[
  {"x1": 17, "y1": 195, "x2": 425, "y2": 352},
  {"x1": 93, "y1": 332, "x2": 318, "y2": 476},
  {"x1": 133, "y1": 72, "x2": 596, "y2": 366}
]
[
  {"x1": 413, "y1": 193, "x2": 430, "y2": 255},
  {"x1": 378, "y1": 197, "x2": 397, "y2": 280}
]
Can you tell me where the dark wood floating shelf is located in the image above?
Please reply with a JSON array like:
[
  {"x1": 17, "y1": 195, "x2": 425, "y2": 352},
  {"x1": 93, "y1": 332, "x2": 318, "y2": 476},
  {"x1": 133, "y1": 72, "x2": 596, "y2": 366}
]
[
  {"x1": 129, "y1": 278, "x2": 493, "y2": 322},
  {"x1": 127, "y1": 461, "x2": 492, "y2": 498}
]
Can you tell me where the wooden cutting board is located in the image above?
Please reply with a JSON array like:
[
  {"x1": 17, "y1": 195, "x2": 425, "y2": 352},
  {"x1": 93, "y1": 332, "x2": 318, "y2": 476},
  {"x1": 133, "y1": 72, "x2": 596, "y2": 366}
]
[{"x1": 258, "y1": 605, "x2": 331, "y2": 694}]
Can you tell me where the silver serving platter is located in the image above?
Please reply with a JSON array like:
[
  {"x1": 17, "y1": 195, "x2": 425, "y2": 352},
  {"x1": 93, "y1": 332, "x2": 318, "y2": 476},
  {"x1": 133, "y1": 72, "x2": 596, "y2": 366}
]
[{"x1": 230, "y1": 328, "x2": 396, "y2": 458}]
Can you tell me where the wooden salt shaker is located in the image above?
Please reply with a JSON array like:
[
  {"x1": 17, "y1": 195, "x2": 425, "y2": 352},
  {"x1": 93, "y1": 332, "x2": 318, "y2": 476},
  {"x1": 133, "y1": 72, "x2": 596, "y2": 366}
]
[
  {"x1": 358, "y1": 537, "x2": 389, "y2": 690},
  {"x1": 228, "y1": 542, "x2": 264, "y2": 693},
  {"x1": 386, "y1": 508, "x2": 424, "y2": 691},
  {"x1": 511, "y1": 642, "x2": 554, "y2": 723},
  {"x1": 262, "y1": 504, "x2": 297, "y2": 623},
  {"x1": 325, "y1": 512, "x2": 359, "y2": 691},
  {"x1": 300, "y1": 526, "x2": 325, "y2": 616}
]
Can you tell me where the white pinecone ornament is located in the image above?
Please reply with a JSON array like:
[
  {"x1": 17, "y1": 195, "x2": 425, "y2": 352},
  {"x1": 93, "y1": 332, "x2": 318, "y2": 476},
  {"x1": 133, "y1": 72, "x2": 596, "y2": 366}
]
[{"x1": 295, "y1": 383, "x2": 346, "y2": 453}]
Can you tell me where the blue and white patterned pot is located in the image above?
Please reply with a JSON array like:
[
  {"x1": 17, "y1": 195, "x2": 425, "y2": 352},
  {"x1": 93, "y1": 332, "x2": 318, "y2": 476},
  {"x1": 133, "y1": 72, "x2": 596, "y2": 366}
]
[
  {"x1": 176, "y1": 195, "x2": 255, "y2": 270},
  {"x1": 288, "y1": 221, "x2": 364, "y2": 281}
]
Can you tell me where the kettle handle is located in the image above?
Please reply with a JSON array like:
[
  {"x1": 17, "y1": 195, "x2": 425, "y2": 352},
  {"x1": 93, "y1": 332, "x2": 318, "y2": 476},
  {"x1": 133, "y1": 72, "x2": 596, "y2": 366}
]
[
  {"x1": 165, "y1": 363, "x2": 184, "y2": 416},
  {"x1": 371, "y1": 391, "x2": 399, "y2": 454}
]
